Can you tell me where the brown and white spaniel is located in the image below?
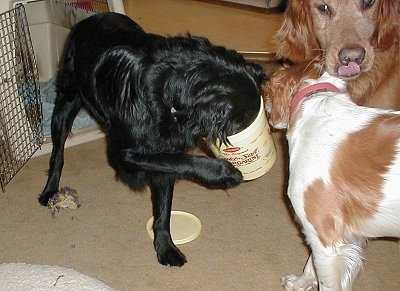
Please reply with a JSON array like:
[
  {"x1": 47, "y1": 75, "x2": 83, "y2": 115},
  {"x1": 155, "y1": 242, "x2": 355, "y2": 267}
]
[{"x1": 264, "y1": 72, "x2": 400, "y2": 290}]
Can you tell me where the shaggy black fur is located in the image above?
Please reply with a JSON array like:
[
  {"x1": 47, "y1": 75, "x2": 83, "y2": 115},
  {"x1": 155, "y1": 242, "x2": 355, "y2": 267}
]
[{"x1": 38, "y1": 12, "x2": 266, "y2": 267}]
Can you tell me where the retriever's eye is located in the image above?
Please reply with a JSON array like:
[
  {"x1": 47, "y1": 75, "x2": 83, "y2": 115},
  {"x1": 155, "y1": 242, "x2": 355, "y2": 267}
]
[
  {"x1": 362, "y1": 0, "x2": 375, "y2": 9},
  {"x1": 317, "y1": 4, "x2": 331, "y2": 16}
]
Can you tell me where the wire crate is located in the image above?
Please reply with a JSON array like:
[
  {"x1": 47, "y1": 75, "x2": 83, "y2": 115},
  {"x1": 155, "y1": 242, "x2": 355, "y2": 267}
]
[
  {"x1": 0, "y1": 4, "x2": 42, "y2": 191},
  {"x1": 0, "y1": 0, "x2": 124, "y2": 190}
]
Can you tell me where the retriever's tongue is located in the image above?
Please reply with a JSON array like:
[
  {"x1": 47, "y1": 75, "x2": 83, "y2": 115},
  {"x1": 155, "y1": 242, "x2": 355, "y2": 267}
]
[{"x1": 338, "y1": 61, "x2": 361, "y2": 77}]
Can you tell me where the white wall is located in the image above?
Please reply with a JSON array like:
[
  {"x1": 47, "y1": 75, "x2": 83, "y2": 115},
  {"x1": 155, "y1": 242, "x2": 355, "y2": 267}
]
[
  {"x1": 1, "y1": 1, "x2": 125, "y2": 14},
  {"x1": 0, "y1": 2, "x2": 11, "y2": 13}
]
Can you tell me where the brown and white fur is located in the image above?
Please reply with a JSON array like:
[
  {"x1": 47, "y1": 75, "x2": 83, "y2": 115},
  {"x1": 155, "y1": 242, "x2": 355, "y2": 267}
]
[
  {"x1": 273, "y1": 0, "x2": 400, "y2": 109},
  {"x1": 264, "y1": 72, "x2": 400, "y2": 290}
]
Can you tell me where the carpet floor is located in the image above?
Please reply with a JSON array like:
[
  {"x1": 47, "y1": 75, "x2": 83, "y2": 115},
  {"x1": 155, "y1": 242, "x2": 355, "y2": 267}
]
[{"x1": 1, "y1": 132, "x2": 399, "y2": 290}]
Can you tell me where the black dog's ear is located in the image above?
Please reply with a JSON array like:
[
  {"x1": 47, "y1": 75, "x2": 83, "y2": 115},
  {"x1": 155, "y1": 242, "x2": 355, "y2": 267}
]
[
  {"x1": 246, "y1": 62, "x2": 267, "y2": 87},
  {"x1": 196, "y1": 93, "x2": 258, "y2": 146},
  {"x1": 195, "y1": 95, "x2": 235, "y2": 145}
]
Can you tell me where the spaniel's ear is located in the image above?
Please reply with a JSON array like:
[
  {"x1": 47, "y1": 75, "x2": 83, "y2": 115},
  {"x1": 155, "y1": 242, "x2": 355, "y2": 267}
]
[
  {"x1": 262, "y1": 69, "x2": 294, "y2": 129},
  {"x1": 262, "y1": 61, "x2": 322, "y2": 129},
  {"x1": 275, "y1": 0, "x2": 320, "y2": 63},
  {"x1": 372, "y1": 0, "x2": 399, "y2": 49}
]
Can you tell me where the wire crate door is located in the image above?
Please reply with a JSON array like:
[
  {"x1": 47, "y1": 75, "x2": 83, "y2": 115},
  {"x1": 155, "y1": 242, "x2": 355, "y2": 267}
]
[{"x1": 0, "y1": 5, "x2": 43, "y2": 191}]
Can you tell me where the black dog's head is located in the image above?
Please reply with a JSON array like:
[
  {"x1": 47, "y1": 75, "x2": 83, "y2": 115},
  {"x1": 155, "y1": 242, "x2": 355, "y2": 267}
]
[
  {"x1": 92, "y1": 37, "x2": 266, "y2": 148},
  {"x1": 175, "y1": 64, "x2": 265, "y2": 145},
  {"x1": 155, "y1": 36, "x2": 267, "y2": 145}
]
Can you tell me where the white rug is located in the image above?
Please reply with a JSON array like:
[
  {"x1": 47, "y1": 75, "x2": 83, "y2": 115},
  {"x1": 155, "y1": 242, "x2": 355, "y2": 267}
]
[{"x1": 0, "y1": 263, "x2": 116, "y2": 291}]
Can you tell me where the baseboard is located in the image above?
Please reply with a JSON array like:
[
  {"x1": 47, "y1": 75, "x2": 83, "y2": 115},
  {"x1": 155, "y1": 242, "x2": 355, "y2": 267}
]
[{"x1": 33, "y1": 127, "x2": 105, "y2": 157}]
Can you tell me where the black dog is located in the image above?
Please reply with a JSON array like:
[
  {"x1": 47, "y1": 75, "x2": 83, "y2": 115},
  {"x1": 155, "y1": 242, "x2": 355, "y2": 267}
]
[{"x1": 39, "y1": 12, "x2": 265, "y2": 267}]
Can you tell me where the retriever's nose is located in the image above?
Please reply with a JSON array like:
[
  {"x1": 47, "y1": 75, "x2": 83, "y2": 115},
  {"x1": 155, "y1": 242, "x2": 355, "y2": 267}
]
[{"x1": 338, "y1": 47, "x2": 366, "y2": 65}]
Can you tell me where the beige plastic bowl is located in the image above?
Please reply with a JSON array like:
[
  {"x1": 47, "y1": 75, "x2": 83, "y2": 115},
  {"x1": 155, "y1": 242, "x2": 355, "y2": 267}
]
[{"x1": 146, "y1": 211, "x2": 202, "y2": 245}]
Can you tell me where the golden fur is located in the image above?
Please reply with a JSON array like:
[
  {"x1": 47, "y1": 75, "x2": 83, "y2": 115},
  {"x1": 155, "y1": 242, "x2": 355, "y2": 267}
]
[{"x1": 267, "y1": 0, "x2": 400, "y2": 109}]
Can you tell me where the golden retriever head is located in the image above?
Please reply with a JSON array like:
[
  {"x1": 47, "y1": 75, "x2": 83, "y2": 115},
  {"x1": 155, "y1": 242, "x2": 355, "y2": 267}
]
[{"x1": 276, "y1": 0, "x2": 399, "y2": 79}]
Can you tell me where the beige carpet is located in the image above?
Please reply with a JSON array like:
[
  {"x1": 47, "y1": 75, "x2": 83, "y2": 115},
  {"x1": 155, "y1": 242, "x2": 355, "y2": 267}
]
[{"x1": 1, "y1": 132, "x2": 399, "y2": 290}]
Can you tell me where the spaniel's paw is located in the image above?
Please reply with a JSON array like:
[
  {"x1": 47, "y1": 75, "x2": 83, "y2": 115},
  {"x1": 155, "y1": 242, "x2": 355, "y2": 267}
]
[{"x1": 281, "y1": 274, "x2": 317, "y2": 291}]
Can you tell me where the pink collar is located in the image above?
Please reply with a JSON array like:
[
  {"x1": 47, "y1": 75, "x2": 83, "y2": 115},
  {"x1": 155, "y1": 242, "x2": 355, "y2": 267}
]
[{"x1": 290, "y1": 82, "x2": 342, "y2": 113}]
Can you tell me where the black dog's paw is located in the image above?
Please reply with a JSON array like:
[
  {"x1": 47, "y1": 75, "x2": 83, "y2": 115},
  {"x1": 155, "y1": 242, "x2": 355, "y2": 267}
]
[
  {"x1": 154, "y1": 231, "x2": 187, "y2": 266},
  {"x1": 206, "y1": 159, "x2": 243, "y2": 188},
  {"x1": 38, "y1": 190, "x2": 57, "y2": 206},
  {"x1": 156, "y1": 244, "x2": 187, "y2": 267}
]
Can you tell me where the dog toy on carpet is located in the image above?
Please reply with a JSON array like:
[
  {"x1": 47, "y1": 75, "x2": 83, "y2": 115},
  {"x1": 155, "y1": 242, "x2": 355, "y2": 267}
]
[{"x1": 48, "y1": 186, "x2": 80, "y2": 216}]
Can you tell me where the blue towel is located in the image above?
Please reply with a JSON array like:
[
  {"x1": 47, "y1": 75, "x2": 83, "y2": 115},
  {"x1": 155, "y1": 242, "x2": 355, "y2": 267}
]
[{"x1": 39, "y1": 77, "x2": 97, "y2": 138}]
